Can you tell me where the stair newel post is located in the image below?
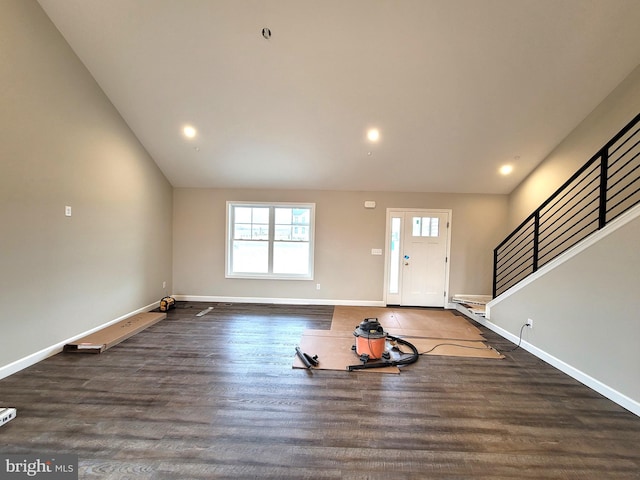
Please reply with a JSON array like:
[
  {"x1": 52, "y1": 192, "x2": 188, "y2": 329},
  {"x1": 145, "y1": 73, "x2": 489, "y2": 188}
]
[
  {"x1": 598, "y1": 149, "x2": 609, "y2": 230},
  {"x1": 492, "y1": 247, "x2": 498, "y2": 298},
  {"x1": 533, "y1": 211, "x2": 540, "y2": 273}
]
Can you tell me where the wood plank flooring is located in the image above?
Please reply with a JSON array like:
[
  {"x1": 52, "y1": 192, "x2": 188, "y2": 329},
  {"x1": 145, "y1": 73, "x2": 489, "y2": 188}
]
[{"x1": 1, "y1": 302, "x2": 639, "y2": 479}]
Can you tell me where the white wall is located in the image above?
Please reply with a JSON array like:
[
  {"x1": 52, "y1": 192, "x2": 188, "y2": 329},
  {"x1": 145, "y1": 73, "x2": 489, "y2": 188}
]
[
  {"x1": 173, "y1": 188, "x2": 508, "y2": 303},
  {"x1": 0, "y1": 0, "x2": 173, "y2": 374}
]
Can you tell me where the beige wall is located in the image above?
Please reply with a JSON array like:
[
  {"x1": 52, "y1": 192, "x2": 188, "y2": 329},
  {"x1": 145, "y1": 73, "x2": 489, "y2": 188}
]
[
  {"x1": 491, "y1": 62, "x2": 640, "y2": 413},
  {"x1": 508, "y1": 64, "x2": 640, "y2": 229},
  {"x1": 173, "y1": 188, "x2": 508, "y2": 303},
  {"x1": 488, "y1": 210, "x2": 640, "y2": 410},
  {"x1": 0, "y1": 0, "x2": 173, "y2": 370}
]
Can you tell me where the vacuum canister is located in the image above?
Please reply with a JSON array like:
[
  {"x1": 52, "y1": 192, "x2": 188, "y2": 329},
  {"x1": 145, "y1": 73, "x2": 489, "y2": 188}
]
[{"x1": 353, "y1": 318, "x2": 387, "y2": 359}]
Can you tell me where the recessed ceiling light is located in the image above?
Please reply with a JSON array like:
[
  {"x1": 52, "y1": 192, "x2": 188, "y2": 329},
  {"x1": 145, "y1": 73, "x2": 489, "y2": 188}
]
[
  {"x1": 499, "y1": 164, "x2": 513, "y2": 175},
  {"x1": 367, "y1": 128, "x2": 380, "y2": 142},
  {"x1": 183, "y1": 125, "x2": 197, "y2": 138}
]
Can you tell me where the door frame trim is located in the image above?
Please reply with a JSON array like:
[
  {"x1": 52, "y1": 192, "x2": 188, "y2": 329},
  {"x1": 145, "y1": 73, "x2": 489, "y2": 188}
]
[{"x1": 383, "y1": 208, "x2": 452, "y2": 306}]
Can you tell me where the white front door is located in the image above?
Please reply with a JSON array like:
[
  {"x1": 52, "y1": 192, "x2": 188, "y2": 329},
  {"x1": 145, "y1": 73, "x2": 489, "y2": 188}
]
[{"x1": 385, "y1": 209, "x2": 451, "y2": 307}]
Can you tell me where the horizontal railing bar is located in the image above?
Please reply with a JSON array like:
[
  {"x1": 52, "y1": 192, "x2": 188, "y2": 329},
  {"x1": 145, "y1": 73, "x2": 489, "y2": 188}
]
[
  {"x1": 607, "y1": 184, "x2": 640, "y2": 216},
  {"x1": 497, "y1": 245, "x2": 534, "y2": 275},
  {"x1": 496, "y1": 228, "x2": 534, "y2": 267},
  {"x1": 494, "y1": 215, "x2": 536, "y2": 253},
  {"x1": 538, "y1": 208, "x2": 599, "y2": 259},
  {"x1": 608, "y1": 149, "x2": 640, "y2": 181},
  {"x1": 496, "y1": 263, "x2": 534, "y2": 292},
  {"x1": 496, "y1": 245, "x2": 534, "y2": 274},
  {"x1": 538, "y1": 225, "x2": 598, "y2": 265},
  {"x1": 608, "y1": 125, "x2": 640, "y2": 159},
  {"x1": 539, "y1": 182, "x2": 599, "y2": 238},
  {"x1": 608, "y1": 162, "x2": 640, "y2": 196},
  {"x1": 540, "y1": 162, "x2": 600, "y2": 219}
]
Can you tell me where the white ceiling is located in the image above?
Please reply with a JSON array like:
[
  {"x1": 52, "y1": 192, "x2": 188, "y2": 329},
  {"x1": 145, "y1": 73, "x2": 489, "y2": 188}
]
[{"x1": 38, "y1": 0, "x2": 640, "y2": 194}]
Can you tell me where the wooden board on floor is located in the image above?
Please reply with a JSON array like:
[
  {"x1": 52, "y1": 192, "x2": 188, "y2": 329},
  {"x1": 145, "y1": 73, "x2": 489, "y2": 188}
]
[{"x1": 64, "y1": 312, "x2": 166, "y2": 353}]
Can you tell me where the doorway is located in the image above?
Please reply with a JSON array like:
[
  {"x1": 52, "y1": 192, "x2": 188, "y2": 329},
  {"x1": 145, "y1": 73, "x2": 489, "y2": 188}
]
[{"x1": 384, "y1": 209, "x2": 451, "y2": 307}]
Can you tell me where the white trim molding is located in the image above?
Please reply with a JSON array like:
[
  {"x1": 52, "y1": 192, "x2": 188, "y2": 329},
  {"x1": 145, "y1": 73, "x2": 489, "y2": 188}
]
[
  {"x1": 0, "y1": 300, "x2": 160, "y2": 381},
  {"x1": 173, "y1": 295, "x2": 385, "y2": 307}
]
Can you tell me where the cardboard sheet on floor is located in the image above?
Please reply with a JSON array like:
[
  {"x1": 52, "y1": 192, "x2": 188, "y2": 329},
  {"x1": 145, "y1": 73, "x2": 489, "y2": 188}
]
[
  {"x1": 292, "y1": 306, "x2": 503, "y2": 372},
  {"x1": 331, "y1": 306, "x2": 483, "y2": 341},
  {"x1": 293, "y1": 330, "x2": 400, "y2": 373},
  {"x1": 64, "y1": 312, "x2": 166, "y2": 353}
]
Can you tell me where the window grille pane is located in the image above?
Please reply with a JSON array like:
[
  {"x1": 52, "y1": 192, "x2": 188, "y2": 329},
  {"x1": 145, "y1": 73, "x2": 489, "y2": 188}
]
[
  {"x1": 275, "y1": 208, "x2": 292, "y2": 224},
  {"x1": 430, "y1": 217, "x2": 439, "y2": 237},
  {"x1": 251, "y1": 224, "x2": 269, "y2": 240},
  {"x1": 274, "y1": 225, "x2": 292, "y2": 240},
  {"x1": 292, "y1": 208, "x2": 310, "y2": 224},
  {"x1": 234, "y1": 224, "x2": 251, "y2": 240},
  {"x1": 232, "y1": 241, "x2": 268, "y2": 273},
  {"x1": 235, "y1": 207, "x2": 252, "y2": 223},
  {"x1": 412, "y1": 217, "x2": 421, "y2": 236},
  {"x1": 273, "y1": 242, "x2": 309, "y2": 274},
  {"x1": 252, "y1": 207, "x2": 269, "y2": 224},
  {"x1": 292, "y1": 226, "x2": 309, "y2": 241}
]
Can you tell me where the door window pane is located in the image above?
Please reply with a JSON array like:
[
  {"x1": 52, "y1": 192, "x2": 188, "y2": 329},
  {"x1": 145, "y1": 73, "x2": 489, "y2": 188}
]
[{"x1": 412, "y1": 216, "x2": 440, "y2": 237}]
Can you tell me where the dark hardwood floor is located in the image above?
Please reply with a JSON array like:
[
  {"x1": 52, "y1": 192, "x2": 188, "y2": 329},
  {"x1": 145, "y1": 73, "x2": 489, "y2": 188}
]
[{"x1": 1, "y1": 302, "x2": 639, "y2": 479}]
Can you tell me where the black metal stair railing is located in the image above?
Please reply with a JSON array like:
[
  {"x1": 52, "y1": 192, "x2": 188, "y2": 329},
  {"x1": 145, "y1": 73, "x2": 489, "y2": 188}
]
[{"x1": 493, "y1": 112, "x2": 640, "y2": 297}]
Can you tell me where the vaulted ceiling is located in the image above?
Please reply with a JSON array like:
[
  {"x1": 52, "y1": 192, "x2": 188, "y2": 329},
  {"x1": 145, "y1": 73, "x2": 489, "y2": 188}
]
[{"x1": 38, "y1": 0, "x2": 640, "y2": 194}]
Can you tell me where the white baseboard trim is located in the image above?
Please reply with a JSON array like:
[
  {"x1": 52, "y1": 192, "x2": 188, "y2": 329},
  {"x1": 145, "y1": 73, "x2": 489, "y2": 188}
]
[
  {"x1": 0, "y1": 300, "x2": 160, "y2": 381},
  {"x1": 455, "y1": 304, "x2": 640, "y2": 417},
  {"x1": 172, "y1": 295, "x2": 386, "y2": 307}
]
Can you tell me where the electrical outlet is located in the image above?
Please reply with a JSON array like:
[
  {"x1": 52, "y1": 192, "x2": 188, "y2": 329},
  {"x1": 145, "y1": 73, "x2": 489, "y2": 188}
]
[
  {"x1": 162, "y1": 281, "x2": 166, "y2": 289},
  {"x1": 316, "y1": 283, "x2": 321, "y2": 290},
  {"x1": 527, "y1": 318, "x2": 533, "y2": 328}
]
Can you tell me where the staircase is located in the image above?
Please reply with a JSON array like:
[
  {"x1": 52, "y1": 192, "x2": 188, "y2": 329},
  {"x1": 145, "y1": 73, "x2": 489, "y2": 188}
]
[{"x1": 493, "y1": 113, "x2": 640, "y2": 298}]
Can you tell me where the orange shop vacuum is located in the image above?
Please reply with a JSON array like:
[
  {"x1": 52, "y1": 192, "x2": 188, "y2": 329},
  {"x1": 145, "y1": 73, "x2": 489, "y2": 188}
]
[
  {"x1": 349, "y1": 318, "x2": 420, "y2": 371},
  {"x1": 352, "y1": 318, "x2": 389, "y2": 362}
]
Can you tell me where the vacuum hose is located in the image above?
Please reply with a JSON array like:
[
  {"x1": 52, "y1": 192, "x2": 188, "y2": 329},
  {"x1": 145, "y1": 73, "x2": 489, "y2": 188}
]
[{"x1": 347, "y1": 334, "x2": 419, "y2": 371}]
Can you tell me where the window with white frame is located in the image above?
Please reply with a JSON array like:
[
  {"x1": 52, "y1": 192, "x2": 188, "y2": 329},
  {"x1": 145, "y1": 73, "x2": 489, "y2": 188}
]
[{"x1": 226, "y1": 202, "x2": 315, "y2": 279}]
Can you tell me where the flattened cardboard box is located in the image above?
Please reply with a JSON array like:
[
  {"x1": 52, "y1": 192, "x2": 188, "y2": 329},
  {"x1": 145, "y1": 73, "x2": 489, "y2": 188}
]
[{"x1": 64, "y1": 312, "x2": 166, "y2": 353}]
